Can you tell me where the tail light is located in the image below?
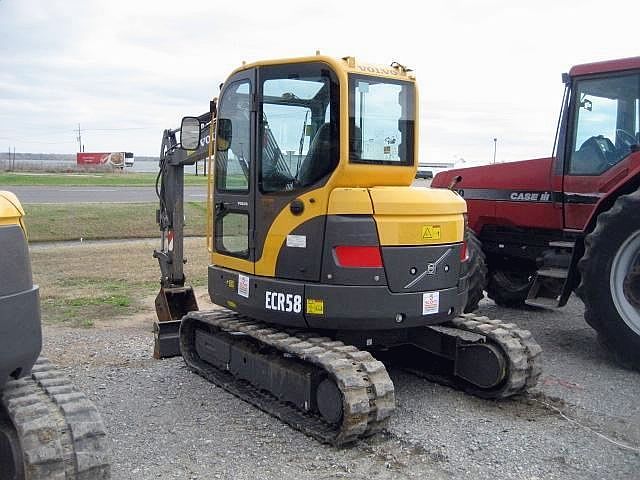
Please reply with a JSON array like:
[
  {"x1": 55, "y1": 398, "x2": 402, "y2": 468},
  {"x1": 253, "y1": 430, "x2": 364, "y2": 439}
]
[
  {"x1": 461, "y1": 212, "x2": 469, "y2": 261},
  {"x1": 334, "y1": 246, "x2": 383, "y2": 268},
  {"x1": 460, "y1": 240, "x2": 469, "y2": 262}
]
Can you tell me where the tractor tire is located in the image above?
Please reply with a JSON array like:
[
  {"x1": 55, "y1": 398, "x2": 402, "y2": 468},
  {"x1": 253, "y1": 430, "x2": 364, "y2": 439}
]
[
  {"x1": 486, "y1": 268, "x2": 534, "y2": 308},
  {"x1": 463, "y1": 229, "x2": 487, "y2": 313},
  {"x1": 577, "y1": 190, "x2": 640, "y2": 370},
  {"x1": 0, "y1": 357, "x2": 110, "y2": 479}
]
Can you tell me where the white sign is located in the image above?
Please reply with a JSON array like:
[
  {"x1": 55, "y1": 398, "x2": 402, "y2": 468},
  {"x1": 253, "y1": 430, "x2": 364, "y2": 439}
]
[
  {"x1": 286, "y1": 235, "x2": 307, "y2": 248},
  {"x1": 422, "y1": 291, "x2": 439, "y2": 315},
  {"x1": 238, "y1": 274, "x2": 250, "y2": 298},
  {"x1": 265, "y1": 291, "x2": 302, "y2": 313}
]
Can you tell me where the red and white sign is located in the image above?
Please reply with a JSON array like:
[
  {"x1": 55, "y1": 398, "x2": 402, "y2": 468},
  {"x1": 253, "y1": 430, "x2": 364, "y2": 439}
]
[
  {"x1": 77, "y1": 152, "x2": 125, "y2": 167},
  {"x1": 422, "y1": 291, "x2": 439, "y2": 315}
]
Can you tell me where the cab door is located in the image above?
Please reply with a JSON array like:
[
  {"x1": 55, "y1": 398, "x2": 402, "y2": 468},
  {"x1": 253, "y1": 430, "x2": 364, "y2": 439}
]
[
  {"x1": 563, "y1": 71, "x2": 640, "y2": 229},
  {"x1": 252, "y1": 62, "x2": 340, "y2": 281},
  {"x1": 212, "y1": 69, "x2": 256, "y2": 273}
]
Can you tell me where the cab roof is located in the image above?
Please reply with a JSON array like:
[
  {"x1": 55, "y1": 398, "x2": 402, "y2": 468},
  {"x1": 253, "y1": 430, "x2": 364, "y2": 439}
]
[
  {"x1": 233, "y1": 54, "x2": 416, "y2": 82},
  {"x1": 570, "y1": 56, "x2": 640, "y2": 77}
]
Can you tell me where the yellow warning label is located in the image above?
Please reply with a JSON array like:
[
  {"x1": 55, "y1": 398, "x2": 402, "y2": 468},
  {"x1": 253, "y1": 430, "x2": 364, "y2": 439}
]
[
  {"x1": 225, "y1": 279, "x2": 236, "y2": 289},
  {"x1": 421, "y1": 225, "x2": 441, "y2": 240},
  {"x1": 306, "y1": 298, "x2": 324, "y2": 315}
]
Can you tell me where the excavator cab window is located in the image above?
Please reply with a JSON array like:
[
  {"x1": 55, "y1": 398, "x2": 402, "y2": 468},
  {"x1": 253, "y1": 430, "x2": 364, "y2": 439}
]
[
  {"x1": 348, "y1": 75, "x2": 415, "y2": 165},
  {"x1": 259, "y1": 63, "x2": 339, "y2": 193},
  {"x1": 216, "y1": 80, "x2": 251, "y2": 192},
  {"x1": 568, "y1": 71, "x2": 640, "y2": 175}
]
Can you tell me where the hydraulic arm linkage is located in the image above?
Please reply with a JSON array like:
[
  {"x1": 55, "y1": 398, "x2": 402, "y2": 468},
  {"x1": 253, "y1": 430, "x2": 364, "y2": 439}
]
[{"x1": 153, "y1": 107, "x2": 214, "y2": 358}]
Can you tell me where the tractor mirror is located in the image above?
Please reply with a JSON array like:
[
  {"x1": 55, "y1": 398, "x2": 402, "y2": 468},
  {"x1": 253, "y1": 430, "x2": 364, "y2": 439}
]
[
  {"x1": 216, "y1": 118, "x2": 232, "y2": 152},
  {"x1": 180, "y1": 117, "x2": 201, "y2": 150}
]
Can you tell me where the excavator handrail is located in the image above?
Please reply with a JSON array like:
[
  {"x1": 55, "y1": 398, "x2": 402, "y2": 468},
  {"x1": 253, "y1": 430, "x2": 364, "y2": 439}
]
[{"x1": 207, "y1": 116, "x2": 216, "y2": 254}]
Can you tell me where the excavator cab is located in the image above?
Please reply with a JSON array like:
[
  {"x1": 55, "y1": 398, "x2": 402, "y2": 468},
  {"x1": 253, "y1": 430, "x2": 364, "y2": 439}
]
[{"x1": 206, "y1": 56, "x2": 471, "y2": 330}]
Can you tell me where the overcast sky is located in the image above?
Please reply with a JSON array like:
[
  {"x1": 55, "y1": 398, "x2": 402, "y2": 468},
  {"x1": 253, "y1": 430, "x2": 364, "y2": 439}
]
[{"x1": 0, "y1": 0, "x2": 638, "y2": 165}]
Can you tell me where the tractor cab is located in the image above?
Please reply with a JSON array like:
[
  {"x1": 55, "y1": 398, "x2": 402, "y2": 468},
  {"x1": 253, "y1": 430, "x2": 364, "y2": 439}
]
[
  {"x1": 561, "y1": 62, "x2": 640, "y2": 176},
  {"x1": 555, "y1": 58, "x2": 640, "y2": 229}
]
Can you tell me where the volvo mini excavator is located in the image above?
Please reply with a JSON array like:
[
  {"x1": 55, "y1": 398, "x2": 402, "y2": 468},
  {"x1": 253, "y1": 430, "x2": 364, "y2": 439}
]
[{"x1": 152, "y1": 55, "x2": 542, "y2": 446}]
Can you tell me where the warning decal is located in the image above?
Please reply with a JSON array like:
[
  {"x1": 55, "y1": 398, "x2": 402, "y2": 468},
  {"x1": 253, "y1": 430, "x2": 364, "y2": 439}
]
[
  {"x1": 421, "y1": 225, "x2": 441, "y2": 240},
  {"x1": 422, "y1": 291, "x2": 439, "y2": 315},
  {"x1": 237, "y1": 274, "x2": 250, "y2": 298},
  {"x1": 306, "y1": 298, "x2": 324, "y2": 315}
]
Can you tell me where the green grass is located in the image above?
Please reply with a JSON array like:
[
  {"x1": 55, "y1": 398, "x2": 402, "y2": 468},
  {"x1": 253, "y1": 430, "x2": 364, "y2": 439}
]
[
  {"x1": 32, "y1": 238, "x2": 210, "y2": 327},
  {"x1": 40, "y1": 278, "x2": 135, "y2": 327},
  {"x1": 0, "y1": 171, "x2": 208, "y2": 186},
  {"x1": 25, "y1": 202, "x2": 208, "y2": 242}
]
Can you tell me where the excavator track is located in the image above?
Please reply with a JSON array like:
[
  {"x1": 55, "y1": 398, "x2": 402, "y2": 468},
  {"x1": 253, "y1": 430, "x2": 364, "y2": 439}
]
[
  {"x1": 405, "y1": 313, "x2": 542, "y2": 398},
  {"x1": 0, "y1": 357, "x2": 110, "y2": 480},
  {"x1": 180, "y1": 310, "x2": 395, "y2": 446}
]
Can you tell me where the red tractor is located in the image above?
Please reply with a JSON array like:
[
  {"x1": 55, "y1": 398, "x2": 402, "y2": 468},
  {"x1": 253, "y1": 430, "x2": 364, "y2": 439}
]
[{"x1": 433, "y1": 56, "x2": 640, "y2": 370}]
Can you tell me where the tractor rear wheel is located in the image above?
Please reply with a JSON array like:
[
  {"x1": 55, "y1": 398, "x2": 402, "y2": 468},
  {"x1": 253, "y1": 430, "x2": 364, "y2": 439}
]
[
  {"x1": 577, "y1": 190, "x2": 640, "y2": 370},
  {"x1": 464, "y1": 229, "x2": 487, "y2": 313},
  {"x1": 486, "y1": 268, "x2": 534, "y2": 308}
]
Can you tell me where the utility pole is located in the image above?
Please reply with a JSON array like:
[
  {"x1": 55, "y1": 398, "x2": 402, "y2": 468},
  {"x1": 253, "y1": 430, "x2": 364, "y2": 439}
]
[
  {"x1": 493, "y1": 138, "x2": 497, "y2": 164},
  {"x1": 76, "y1": 124, "x2": 82, "y2": 153}
]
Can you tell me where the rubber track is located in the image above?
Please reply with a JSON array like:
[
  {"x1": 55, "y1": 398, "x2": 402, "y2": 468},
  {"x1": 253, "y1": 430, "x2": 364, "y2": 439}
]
[
  {"x1": 1, "y1": 357, "x2": 110, "y2": 479},
  {"x1": 180, "y1": 310, "x2": 395, "y2": 446},
  {"x1": 409, "y1": 313, "x2": 542, "y2": 398}
]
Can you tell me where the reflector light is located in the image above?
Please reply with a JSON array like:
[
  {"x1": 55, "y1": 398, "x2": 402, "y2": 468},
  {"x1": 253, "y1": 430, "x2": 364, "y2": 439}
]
[{"x1": 334, "y1": 246, "x2": 383, "y2": 268}]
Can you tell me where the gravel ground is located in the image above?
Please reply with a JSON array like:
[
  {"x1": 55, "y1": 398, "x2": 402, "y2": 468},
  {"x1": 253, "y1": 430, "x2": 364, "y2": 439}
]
[{"x1": 42, "y1": 295, "x2": 640, "y2": 480}]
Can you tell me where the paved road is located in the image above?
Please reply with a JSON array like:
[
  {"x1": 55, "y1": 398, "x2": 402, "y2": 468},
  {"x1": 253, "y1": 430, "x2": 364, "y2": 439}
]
[
  {"x1": 6, "y1": 185, "x2": 208, "y2": 203},
  {"x1": 7, "y1": 179, "x2": 431, "y2": 204}
]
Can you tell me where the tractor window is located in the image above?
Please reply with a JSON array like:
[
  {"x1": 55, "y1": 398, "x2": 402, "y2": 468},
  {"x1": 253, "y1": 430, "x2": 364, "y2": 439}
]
[
  {"x1": 259, "y1": 63, "x2": 339, "y2": 193},
  {"x1": 215, "y1": 80, "x2": 251, "y2": 192},
  {"x1": 348, "y1": 75, "x2": 415, "y2": 165},
  {"x1": 568, "y1": 72, "x2": 640, "y2": 175}
]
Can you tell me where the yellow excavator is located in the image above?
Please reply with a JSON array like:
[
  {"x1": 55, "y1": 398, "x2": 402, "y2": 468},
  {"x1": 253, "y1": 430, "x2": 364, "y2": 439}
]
[{"x1": 153, "y1": 55, "x2": 542, "y2": 445}]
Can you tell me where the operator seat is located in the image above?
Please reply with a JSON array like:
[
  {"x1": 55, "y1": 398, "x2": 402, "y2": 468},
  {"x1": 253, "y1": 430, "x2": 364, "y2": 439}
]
[{"x1": 297, "y1": 123, "x2": 335, "y2": 187}]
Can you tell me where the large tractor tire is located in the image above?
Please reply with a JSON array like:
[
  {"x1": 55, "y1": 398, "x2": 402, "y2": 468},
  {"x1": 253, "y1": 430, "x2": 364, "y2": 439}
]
[
  {"x1": 486, "y1": 268, "x2": 534, "y2": 308},
  {"x1": 577, "y1": 190, "x2": 640, "y2": 370},
  {"x1": 0, "y1": 357, "x2": 111, "y2": 479},
  {"x1": 464, "y1": 229, "x2": 487, "y2": 313}
]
